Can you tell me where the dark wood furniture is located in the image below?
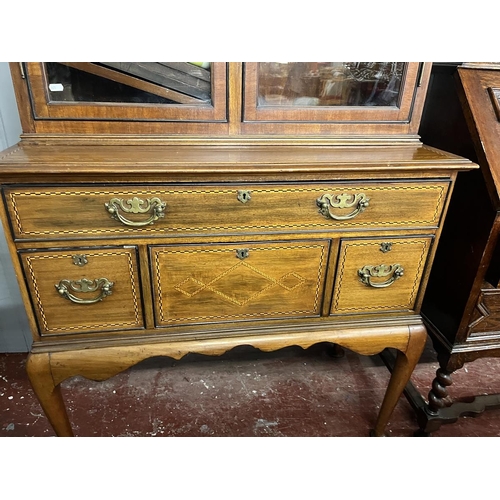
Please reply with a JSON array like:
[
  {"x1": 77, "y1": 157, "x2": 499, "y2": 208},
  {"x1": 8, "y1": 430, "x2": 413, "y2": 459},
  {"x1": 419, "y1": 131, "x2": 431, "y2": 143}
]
[
  {"x1": 403, "y1": 63, "x2": 500, "y2": 434},
  {"x1": 0, "y1": 62, "x2": 475, "y2": 436}
]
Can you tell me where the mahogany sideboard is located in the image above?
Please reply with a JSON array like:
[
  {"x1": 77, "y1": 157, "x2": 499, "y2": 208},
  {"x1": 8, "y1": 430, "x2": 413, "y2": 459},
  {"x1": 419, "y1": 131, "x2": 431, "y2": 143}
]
[{"x1": 0, "y1": 62, "x2": 476, "y2": 436}]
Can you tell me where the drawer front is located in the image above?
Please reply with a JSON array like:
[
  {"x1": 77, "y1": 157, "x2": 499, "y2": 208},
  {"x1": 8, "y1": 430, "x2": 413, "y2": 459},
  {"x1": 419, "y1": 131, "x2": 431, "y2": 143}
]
[
  {"x1": 331, "y1": 236, "x2": 433, "y2": 315},
  {"x1": 151, "y1": 240, "x2": 329, "y2": 326},
  {"x1": 5, "y1": 181, "x2": 448, "y2": 240},
  {"x1": 20, "y1": 247, "x2": 144, "y2": 335}
]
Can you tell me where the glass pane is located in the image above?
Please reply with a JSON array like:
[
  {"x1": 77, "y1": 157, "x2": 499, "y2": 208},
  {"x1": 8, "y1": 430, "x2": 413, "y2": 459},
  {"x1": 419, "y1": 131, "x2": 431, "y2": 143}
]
[
  {"x1": 257, "y1": 62, "x2": 405, "y2": 107},
  {"x1": 44, "y1": 62, "x2": 212, "y2": 105}
]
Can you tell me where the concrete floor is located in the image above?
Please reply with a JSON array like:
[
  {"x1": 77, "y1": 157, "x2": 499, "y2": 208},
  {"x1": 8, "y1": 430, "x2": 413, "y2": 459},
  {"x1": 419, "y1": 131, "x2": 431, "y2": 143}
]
[{"x1": 2, "y1": 339, "x2": 500, "y2": 437}]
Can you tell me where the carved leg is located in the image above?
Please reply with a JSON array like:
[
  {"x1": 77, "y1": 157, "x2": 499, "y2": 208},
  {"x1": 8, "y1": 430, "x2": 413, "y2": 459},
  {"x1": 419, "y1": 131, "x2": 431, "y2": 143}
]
[
  {"x1": 372, "y1": 325, "x2": 427, "y2": 437},
  {"x1": 427, "y1": 368, "x2": 453, "y2": 413},
  {"x1": 26, "y1": 352, "x2": 74, "y2": 437}
]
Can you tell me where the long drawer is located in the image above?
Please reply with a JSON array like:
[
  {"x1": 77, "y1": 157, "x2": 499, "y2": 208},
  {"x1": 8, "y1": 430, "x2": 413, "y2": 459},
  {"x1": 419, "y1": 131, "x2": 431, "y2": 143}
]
[
  {"x1": 19, "y1": 246, "x2": 144, "y2": 335},
  {"x1": 4, "y1": 181, "x2": 449, "y2": 240}
]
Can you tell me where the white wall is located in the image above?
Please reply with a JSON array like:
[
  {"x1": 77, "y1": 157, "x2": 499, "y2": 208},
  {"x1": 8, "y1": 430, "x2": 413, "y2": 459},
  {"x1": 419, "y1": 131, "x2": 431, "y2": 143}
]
[
  {"x1": 0, "y1": 62, "x2": 32, "y2": 352},
  {"x1": 0, "y1": 63, "x2": 22, "y2": 150}
]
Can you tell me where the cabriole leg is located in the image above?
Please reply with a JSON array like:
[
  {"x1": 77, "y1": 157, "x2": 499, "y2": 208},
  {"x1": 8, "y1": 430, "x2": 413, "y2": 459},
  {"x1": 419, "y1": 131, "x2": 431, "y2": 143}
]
[
  {"x1": 26, "y1": 352, "x2": 74, "y2": 437},
  {"x1": 372, "y1": 325, "x2": 427, "y2": 437}
]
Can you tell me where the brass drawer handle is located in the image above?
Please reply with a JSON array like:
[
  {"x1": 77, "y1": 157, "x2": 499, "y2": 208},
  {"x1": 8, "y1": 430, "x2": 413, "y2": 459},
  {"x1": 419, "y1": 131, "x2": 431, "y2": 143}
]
[
  {"x1": 358, "y1": 264, "x2": 404, "y2": 288},
  {"x1": 316, "y1": 193, "x2": 370, "y2": 220},
  {"x1": 55, "y1": 278, "x2": 114, "y2": 304},
  {"x1": 105, "y1": 196, "x2": 166, "y2": 227}
]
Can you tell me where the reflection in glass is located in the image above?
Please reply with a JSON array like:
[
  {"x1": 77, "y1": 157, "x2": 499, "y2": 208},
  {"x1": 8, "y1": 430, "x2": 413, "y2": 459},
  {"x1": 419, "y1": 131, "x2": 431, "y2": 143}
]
[
  {"x1": 44, "y1": 62, "x2": 212, "y2": 105},
  {"x1": 257, "y1": 62, "x2": 405, "y2": 107}
]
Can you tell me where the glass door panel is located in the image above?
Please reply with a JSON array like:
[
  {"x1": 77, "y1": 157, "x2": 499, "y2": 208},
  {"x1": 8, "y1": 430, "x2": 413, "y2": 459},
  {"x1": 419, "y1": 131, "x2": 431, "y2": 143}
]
[
  {"x1": 26, "y1": 62, "x2": 227, "y2": 122},
  {"x1": 45, "y1": 62, "x2": 212, "y2": 104},
  {"x1": 257, "y1": 62, "x2": 405, "y2": 107},
  {"x1": 243, "y1": 62, "x2": 421, "y2": 123}
]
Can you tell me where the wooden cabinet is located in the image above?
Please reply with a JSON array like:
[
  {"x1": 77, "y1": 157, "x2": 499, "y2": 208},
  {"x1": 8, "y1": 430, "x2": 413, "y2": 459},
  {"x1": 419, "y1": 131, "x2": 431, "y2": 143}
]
[
  {"x1": 413, "y1": 63, "x2": 500, "y2": 433},
  {"x1": 0, "y1": 61, "x2": 476, "y2": 436}
]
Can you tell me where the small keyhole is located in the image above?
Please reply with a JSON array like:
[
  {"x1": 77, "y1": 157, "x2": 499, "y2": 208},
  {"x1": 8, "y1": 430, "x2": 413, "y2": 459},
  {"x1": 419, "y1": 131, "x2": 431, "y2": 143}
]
[
  {"x1": 237, "y1": 190, "x2": 252, "y2": 204},
  {"x1": 72, "y1": 254, "x2": 88, "y2": 267},
  {"x1": 236, "y1": 249, "x2": 249, "y2": 260}
]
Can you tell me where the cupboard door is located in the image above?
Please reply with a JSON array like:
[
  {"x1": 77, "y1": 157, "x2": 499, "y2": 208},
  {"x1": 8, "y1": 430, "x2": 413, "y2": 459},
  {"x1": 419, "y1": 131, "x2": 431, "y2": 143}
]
[
  {"x1": 243, "y1": 62, "x2": 423, "y2": 124},
  {"x1": 25, "y1": 62, "x2": 227, "y2": 122},
  {"x1": 151, "y1": 240, "x2": 329, "y2": 326},
  {"x1": 331, "y1": 236, "x2": 433, "y2": 315}
]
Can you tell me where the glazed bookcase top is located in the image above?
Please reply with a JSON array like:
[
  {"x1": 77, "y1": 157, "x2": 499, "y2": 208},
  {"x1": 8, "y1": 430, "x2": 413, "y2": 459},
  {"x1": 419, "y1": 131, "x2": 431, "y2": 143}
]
[{"x1": 10, "y1": 62, "x2": 432, "y2": 139}]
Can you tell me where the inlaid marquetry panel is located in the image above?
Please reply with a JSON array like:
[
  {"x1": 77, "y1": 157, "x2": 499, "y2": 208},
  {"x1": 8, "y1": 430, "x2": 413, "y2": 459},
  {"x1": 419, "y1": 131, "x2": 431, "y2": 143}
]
[
  {"x1": 151, "y1": 240, "x2": 329, "y2": 326},
  {"x1": 331, "y1": 236, "x2": 433, "y2": 315},
  {"x1": 4, "y1": 181, "x2": 449, "y2": 240},
  {"x1": 20, "y1": 246, "x2": 144, "y2": 335}
]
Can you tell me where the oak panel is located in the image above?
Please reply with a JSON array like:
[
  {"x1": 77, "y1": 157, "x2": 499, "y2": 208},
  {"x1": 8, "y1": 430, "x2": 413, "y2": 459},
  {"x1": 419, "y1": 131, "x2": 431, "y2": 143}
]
[{"x1": 466, "y1": 284, "x2": 500, "y2": 340}]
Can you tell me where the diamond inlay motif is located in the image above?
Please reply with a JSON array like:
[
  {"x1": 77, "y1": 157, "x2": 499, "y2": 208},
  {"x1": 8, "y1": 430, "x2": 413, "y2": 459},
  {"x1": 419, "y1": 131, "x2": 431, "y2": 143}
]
[{"x1": 174, "y1": 261, "x2": 306, "y2": 306}]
